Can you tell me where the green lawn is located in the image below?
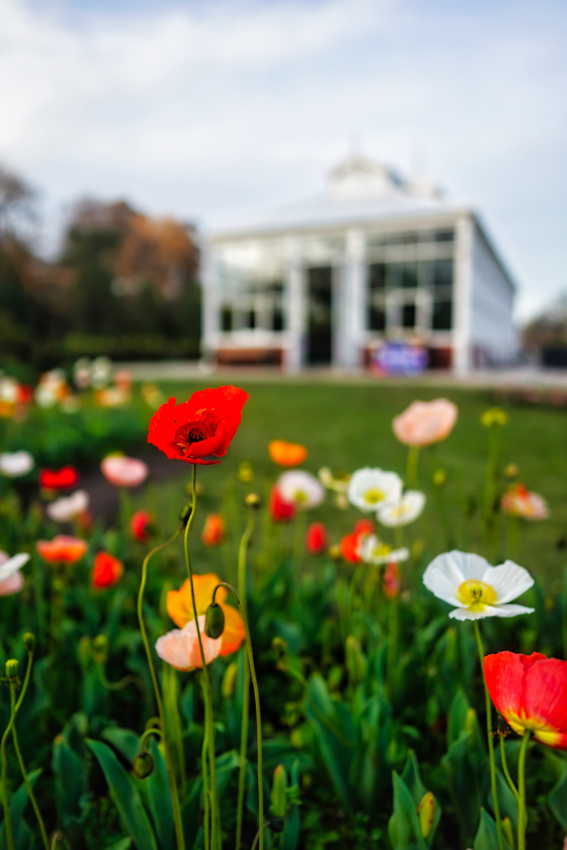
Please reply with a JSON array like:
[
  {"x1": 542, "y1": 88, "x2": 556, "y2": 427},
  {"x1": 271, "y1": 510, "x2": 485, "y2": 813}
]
[{"x1": 141, "y1": 378, "x2": 567, "y2": 586}]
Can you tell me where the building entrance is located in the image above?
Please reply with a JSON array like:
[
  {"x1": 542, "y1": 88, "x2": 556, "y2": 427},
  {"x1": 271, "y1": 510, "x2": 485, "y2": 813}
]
[{"x1": 306, "y1": 266, "x2": 333, "y2": 364}]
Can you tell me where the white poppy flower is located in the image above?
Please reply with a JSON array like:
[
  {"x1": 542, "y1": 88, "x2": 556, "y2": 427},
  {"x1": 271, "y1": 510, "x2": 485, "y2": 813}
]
[
  {"x1": 423, "y1": 550, "x2": 535, "y2": 620},
  {"x1": 0, "y1": 551, "x2": 30, "y2": 596},
  {"x1": 358, "y1": 534, "x2": 409, "y2": 565},
  {"x1": 46, "y1": 490, "x2": 90, "y2": 522},
  {"x1": 378, "y1": 491, "x2": 426, "y2": 527},
  {"x1": 347, "y1": 467, "x2": 403, "y2": 513},
  {"x1": 0, "y1": 451, "x2": 35, "y2": 477},
  {"x1": 278, "y1": 470, "x2": 324, "y2": 509}
]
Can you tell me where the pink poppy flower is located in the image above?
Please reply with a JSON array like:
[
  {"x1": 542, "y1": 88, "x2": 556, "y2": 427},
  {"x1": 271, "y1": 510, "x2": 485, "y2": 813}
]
[
  {"x1": 393, "y1": 399, "x2": 458, "y2": 447},
  {"x1": 155, "y1": 615, "x2": 222, "y2": 672},
  {"x1": 101, "y1": 455, "x2": 149, "y2": 488}
]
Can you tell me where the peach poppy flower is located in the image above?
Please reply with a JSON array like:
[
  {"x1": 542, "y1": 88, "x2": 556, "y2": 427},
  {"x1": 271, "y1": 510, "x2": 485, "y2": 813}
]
[
  {"x1": 101, "y1": 455, "x2": 149, "y2": 488},
  {"x1": 392, "y1": 399, "x2": 458, "y2": 447},
  {"x1": 501, "y1": 484, "x2": 548, "y2": 520},
  {"x1": 36, "y1": 535, "x2": 88, "y2": 565},
  {"x1": 268, "y1": 440, "x2": 308, "y2": 467},
  {"x1": 156, "y1": 615, "x2": 222, "y2": 672},
  {"x1": 167, "y1": 573, "x2": 245, "y2": 656},
  {"x1": 202, "y1": 514, "x2": 226, "y2": 546}
]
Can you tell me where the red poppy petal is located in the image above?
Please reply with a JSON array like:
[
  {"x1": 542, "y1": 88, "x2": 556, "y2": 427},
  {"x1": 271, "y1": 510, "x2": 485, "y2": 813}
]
[
  {"x1": 524, "y1": 657, "x2": 567, "y2": 734},
  {"x1": 484, "y1": 652, "x2": 527, "y2": 719}
]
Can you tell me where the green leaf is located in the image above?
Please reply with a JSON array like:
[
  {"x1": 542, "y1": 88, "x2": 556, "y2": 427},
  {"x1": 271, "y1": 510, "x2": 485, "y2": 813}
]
[
  {"x1": 86, "y1": 738, "x2": 158, "y2": 850},
  {"x1": 101, "y1": 727, "x2": 140, "y2": 763},
  {"x1": 549, "y1": 762, "x2": 567, "y2": 831},
  {"x1": 105, "y1": 840, "x2": 133, "y2": 850},
  {"x1": 53, "y1": 735, "x2": 87, "y2": 823},
  {"x1": 400, "y1": 750, "x2": 428, "y2": 807},
  {"x1": 388, "y1": 771, "x2": 427, "y2": 850},
  {"x1": 473, "y1": 808, "x2": 511, "y2": 850},
  {"x1": 0, "y1": 768, "x2": 41, "y2": 850},
  {"x1": 145, "y1": 739, "x2": 174, "y2": 850}
]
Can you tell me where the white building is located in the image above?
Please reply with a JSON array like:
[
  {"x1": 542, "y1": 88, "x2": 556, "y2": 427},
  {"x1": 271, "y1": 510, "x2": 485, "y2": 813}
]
[{"x1": 202, "y1": 154, "x2": 517, "y2": 374}]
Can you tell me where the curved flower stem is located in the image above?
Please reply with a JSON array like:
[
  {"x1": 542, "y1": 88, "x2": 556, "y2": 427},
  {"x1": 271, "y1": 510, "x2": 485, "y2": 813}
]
[
  {"x1": 12, "y1": 652, "x2": 49, "y2": 850},
  {"x1": 499, "y1": 737, "x2": 519, "y2": 802},
  {"x1": 213, "y1": 581, "x2": 263, "y2": 850},
  {"x1": 137, "y1": 524, "x2": 185, "y2": 850},
  {"x1": 183, "y1": 465, "x2": 220, "y2": 850},
  {"x1": 473, "y1": 621, "x2": 504, "y2": 850},
  {"x1": 406, "y1": 445, "x2": 420, "y2": 488},
  {"x1": 1, "y1": 688, "x2": 17, "y2": 850},
  {"x1": 138, "y1": 727, "x2": 163, "y2": 752},
  {"x1": 517, "y1": 731, "x2": 530, "y2": 850},
  {"x1": 235, "y1": 508, "x2": 255, "y2": 850}
]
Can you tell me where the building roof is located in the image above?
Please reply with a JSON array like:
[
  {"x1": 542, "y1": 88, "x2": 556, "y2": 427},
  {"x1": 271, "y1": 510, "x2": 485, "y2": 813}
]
[{"x1": 208, "y1": 153, "x2": 465, "y2": 240}]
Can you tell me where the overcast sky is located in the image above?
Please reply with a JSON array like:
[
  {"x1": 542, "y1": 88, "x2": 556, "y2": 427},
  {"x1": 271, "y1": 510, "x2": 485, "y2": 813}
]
[{"x1": 2, "y1": 0, "x2": 566, "y2": 322}]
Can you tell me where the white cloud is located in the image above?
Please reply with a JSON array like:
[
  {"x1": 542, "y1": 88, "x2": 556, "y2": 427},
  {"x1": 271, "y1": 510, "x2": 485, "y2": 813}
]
[{"x1": 1, "y1": 0, "x2": 566, "y2": 320}]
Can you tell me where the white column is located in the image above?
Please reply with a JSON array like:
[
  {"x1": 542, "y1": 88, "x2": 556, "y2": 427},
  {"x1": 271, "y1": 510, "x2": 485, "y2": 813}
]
[
  {"x1": 343, "y1": 229, "x2": 366, "y2": 369},
  {"x1": 200, "y1": 242, "x2": 220, "y2": 365},
  {"x1": 284, "y1": 237, "x2": 303, "y2": 372},
  {"x1": 453, "y1": 215, "x2": 474, "y2": 375}
]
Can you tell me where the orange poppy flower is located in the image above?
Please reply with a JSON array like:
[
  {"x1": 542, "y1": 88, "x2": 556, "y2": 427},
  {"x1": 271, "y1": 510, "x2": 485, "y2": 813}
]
[
  {"x1": 36, "y1": 535, "x2": 88, "y2": 565},
  {"x1": 92, "y1": 552, "x2": 124, "y2": 589},
  {"x1": 202, "y1": 514, "x2": 226, "y2": 546},
  {"x1": 167, "y1": 573, "x2": 245, "y2": 656},
  {"x1": 268, "y1": 440, "x2": 308, "y2": 467}
]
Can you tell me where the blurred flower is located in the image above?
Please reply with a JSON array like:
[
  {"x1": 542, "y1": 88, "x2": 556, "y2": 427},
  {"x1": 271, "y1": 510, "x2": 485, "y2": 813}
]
[
  {"x1": 167, "y1": 574, "x2": 244, "y2": 656},
  {"x1": 237, "y1": 460, "x2": 254, "y2": 482},
  {"x1": 340, "y1": 520, "x2": 374, "y2": 564},
  {"x1": 278, "y1": 470, "x2": 324, "y2": 509},
  {"x1": 91, "y1": 552, "x2": 124, "y2": 589},
  {"x1": 60, "y1": 396, "x2": 81, "y2": 414},
  {"x1": 358, "y1": 534, "x2": 409, "y2": 565},
  {"x1": 268, "y1": 440, "x2": 307, "y2": 467},
  {"x1": 96, "y1": 387, "x2": 129, "y2": 407},
  {"x1": 37, "y1": 535, "x2": 88, "y2": 565},
  {"x1": 141, "y1": 383, "x2": 166, "y2": 409},
  {"x1": 0, "y1": 377, "x2": 19, "y2": 404},
  {"x1": 39, "y1": 466, "x2": 79, "y2": 490},
  {"x1": 318, "y1": 466, "x2": 351, "y2": 494},
  {"x1": 502, "y1": 483, "x2": 548, "y2": 520},
  {"x1": 423, "y1": 550, "x2": 534, "y2": 620},
  {"x1": 73, "y1": 357, "x2": 92, "y2": 389},
  {"x1": 114, "y1": 370, "x2": 132, "y2": 391},
  {"x1": 101, "y1": 455, "x2": 149, "y2": 488},
  {"x1": 480, "y1": 407, "x2": 509, "y2": 428},
  {"x1": 269, "y1": 485, "x2": 296, "y2": 522},
  {"x1": 504, "y1": 463, "x2": 519, "y2": 479},
  {"x1": 148, "y1": 385, "x2": 249, "y2": 465},
  {"x1": 378, "y1": 491, "x2": 425, "y2": 527},
  {"x1": 46, "y1": 490, "x2": 89, "y2": 523},
  {"x1": 306, "y1": 522, "x2": 328, "y2": 555},
  {"x1": 347, "y1": 467, "x2": 402, "y2": 513},
  {"x1": 393, "y1": 399, "x2": 458, "y2": 446},
  {"x1": 432, "y1": 469, "x2": 447, "y2": 488},
  {"x1": 91, "y1": 356, "x2": 113, "y2": 389},
  {"x1": 383, "y1": 561, "x2": 401, "y2": 599},
  {"x1": 0, "y1": 451, "x2": 34, "y2": 477},
  {"x1": 202, "y1": 514, "x2": 226, "y2": 546},
  {"x1": 35, "y1": 370, "x2": 70, "y2": 408},
  {"x1": 0, "y1": 552, "x2": 29, "y2": 596},
  {"x1": 130, "y1": 510, "x2": 154, "y2": 542},
  {"x1": 484, "y1": 651, "x2": 567, "y2": 750},
  {"x1": 156, "y1": 615, "x2": 222, "y2": 672}
]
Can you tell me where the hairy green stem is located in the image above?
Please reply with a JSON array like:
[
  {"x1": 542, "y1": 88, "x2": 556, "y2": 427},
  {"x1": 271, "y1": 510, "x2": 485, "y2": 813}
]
[
  {"x1": 473, "y1": 621, "x2": 504, "y2": 850},
  {"x1": 517, "y1": 732, "x2": 531, "y2": 850},
  {"x1": 235, "y1": 509, "x2": 255, "y2": 850},
  {"x1": 137, "y1": 525, "x2": 185, "y2": 850},
  {"x1": 1, "y1": 687, "x2": 17, "y2": 850}
]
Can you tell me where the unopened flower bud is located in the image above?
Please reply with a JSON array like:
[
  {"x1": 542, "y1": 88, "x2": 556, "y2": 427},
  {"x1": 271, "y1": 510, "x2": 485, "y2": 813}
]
[
  {"x1": 417, "y1": 792, "x2": 435, "y2": 838},
  {"x1": 433, "y1": 469, "x2": 447, "y2": 488},
  {"x1": 501, "y1": 817, "x2": 514, "y2": 848},
  {"x1": 245, "y1": 493, "x2": 261, "y2": 509},
  {"x1": 205, "y1": 603, "x2": 225, "y2": 639},
  {"x1": 93, "y1": 634, "x2": 109, "y2": 664},
  {"x1": 271, "y1": 764, "x2": 287, "y2": 819},
  {"x1": 5, "y1": 659, "x2": 19, "y2": 680},
  {"x1": 328, "y1": 544, "x2": 342, "y2": 561},
  {"x1": 133, "y1": 752, "x2": 154, "y2": 779},
  {"x1": 465, "y1": 707, "x2": 477, "y2": 736},
  {"x1": 504, "y1": 463, "x2": 519, "y2": 479},
  {"x1": 238, "y1": 461, "x2": 254, "y2": 483},
  {"x1": 345, "y1": 635, "x2": 366, "y2": 685},
  {"x1": 22, "y1": 632, "x2": 35, "y2": 653},
  {"x1": 481, "y1": 407, "x2": 509, "y2": 428},
  {"x1": 222, "y1": 662, "x2": 238, "y2": 698}
]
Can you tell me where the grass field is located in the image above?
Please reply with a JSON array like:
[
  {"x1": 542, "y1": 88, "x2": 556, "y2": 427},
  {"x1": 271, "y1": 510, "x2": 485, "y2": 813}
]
[{"x1": 139, "y1": 378, "x2": 566, "y2": 585}]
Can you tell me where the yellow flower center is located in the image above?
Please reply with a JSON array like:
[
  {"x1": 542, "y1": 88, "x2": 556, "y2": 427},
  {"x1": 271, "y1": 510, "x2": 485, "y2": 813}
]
[
  {"x1": 506, "y1": 711, "x2": 561, "y2": 747},
  {"x1": 364, "y1": 488, "x2": 386, "y2": 505},
  {"x1": 456, "y1": 579, "x2": 497, "y2": 611},
  {"x1": 294, "y1": 490, "x2": 307, "y2": 504},
  {"x1": 371, "y1": 543, "x2": 392, "y2": 558}
]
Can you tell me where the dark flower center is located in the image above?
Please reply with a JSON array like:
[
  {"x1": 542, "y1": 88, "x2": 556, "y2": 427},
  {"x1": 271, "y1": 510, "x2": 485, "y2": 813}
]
[{"x1": 174, "y1": 413, "x2": 218, "y2": 450}]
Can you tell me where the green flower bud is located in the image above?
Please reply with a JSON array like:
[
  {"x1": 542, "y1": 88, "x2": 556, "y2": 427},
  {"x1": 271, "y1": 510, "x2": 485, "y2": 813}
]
[
  {"x1": 222, "y1": 662, "x2": 238, "y2": 698},
  {"x1": 501, "y1": 817, "x2": 514, "y2": 848},
  {"x1": 271, "y1": 764, "x2": 287, "y2": 819},
  {"x1": 417, "y1": 791, "x2": 435, "y2": 838},
  {"x1": 345, "y1": 635, "x2": 366, "y2": 685},
  {"x1": 204, "y1": 603, "x2": 225, "y2": 639},
  {"x1": 481, "y1": 407, "x2": 509, "y2": 428},
  {"x1": 465, "y1": 707, "x2": 478, "y2": 736},
  {"x1": 433, "y1": 469, "x2": 447, "y2": 488},
  {"x1": 5, "y1": 659, "x2": 19, "y2": 680},
  {"x1": 22, "y1": 632, "x2": 36, "y2": 653},
  {"x1": 504, "y1": 463, "x2": 519, "y2": 479},
  {"x1": 245, "y1": 492, "x2": 261, "y2": 509},
  {"x1": 238, "y1": 461, "x2": 254, "y2": 483},
  {"x1": 92, "y1": 634, "x2": 109, "y2": 665},
  {"x1": 133, "y1": 752, "x2": 154, "y2": 779}
]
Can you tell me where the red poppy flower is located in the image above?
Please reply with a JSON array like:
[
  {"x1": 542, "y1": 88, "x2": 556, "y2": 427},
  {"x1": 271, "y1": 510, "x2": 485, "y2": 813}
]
[
  {"x1": 306, "y1": 522, "x2": 328, "y2": 555},
  {"x1": 202, "y1": 514, "x2": 226, "y2": 546},
  {"x1": 37, "y1": 535, "x2": 88, "y2": 565},
  {"x1": 484, "y1": 651, "x2": 567, "y2": 750},
  {"x1": 269, "y1": 485, "x2": 296, "y2": 522},
  {"x1": 130, "y1": 510, "x2": 154, "y2": 542},
  {"x1": 354, "y1": 519, "x2": 375, "y2": 537},
  {"x1": 39, "y1": 466, "x2": 79, "y2": 490},
  {"x1": 92, "y1": 552, "x2": 124, "y2": 589},
  {"x1": 147, "y1": 386, "x2": 248, "y2": 465}
]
